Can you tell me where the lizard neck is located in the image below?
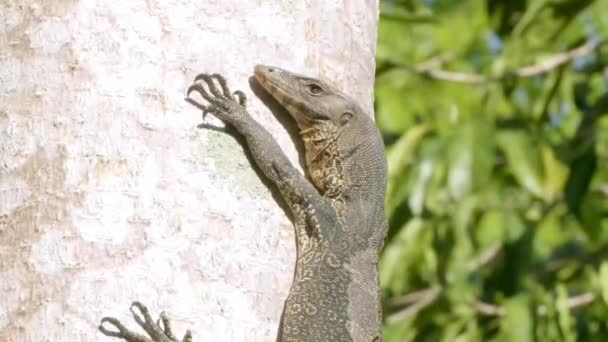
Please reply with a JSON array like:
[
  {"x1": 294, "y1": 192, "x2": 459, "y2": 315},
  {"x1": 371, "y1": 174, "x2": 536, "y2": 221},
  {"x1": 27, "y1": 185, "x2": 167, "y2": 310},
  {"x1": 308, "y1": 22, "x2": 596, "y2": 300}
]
[{"x1": 301, "y1": 121, "x2": 346, "y2": 200}]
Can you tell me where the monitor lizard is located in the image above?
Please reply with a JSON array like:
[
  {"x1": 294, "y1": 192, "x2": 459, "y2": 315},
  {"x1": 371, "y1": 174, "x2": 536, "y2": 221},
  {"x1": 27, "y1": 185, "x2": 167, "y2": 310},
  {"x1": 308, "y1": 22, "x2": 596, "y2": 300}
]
[{"x1": 98, "y1": 65, "x2": 388, "y2": 342}]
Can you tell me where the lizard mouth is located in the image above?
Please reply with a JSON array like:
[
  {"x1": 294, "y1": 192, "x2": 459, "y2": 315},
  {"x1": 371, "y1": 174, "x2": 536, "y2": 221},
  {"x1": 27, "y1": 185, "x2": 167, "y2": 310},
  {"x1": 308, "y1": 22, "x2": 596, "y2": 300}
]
[{"x1": 253, "y1": 65, "x2": 293, "y2": 104}]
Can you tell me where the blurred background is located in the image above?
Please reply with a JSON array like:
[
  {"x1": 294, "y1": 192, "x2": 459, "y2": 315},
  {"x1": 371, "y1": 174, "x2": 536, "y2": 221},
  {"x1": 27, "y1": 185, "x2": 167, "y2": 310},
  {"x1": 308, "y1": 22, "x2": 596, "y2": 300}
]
[{"x1": 375, "y1": 0, "x2": 608, "y2": 340}]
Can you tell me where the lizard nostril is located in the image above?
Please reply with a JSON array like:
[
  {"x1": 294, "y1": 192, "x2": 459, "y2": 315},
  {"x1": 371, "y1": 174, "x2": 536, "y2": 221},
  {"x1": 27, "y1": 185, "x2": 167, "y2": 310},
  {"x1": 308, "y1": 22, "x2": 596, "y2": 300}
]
[{"x1": 267, "y1": 68, "x2": 275, "y2": 72}]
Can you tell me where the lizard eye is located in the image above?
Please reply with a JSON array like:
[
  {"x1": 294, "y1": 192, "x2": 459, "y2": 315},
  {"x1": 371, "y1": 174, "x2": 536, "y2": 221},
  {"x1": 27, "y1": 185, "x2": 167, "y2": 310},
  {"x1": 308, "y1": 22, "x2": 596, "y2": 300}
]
[
  {"x1": 307, "y1": 83, "x2": 324, "y2": 95},
  {"x1": 339, "y1": 112, "x2": 353, "y2": 126}
]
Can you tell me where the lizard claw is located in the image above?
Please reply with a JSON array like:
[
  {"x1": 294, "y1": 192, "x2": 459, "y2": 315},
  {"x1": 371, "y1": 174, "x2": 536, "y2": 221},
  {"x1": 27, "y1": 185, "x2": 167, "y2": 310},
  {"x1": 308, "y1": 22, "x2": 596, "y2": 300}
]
[
  {"x1": 99, "y1": 316, "x2": 151, "y2": 341},
  {"x1": 99, "y1": 302, "x2": 192, "y2": 342},
  {"x1": 184, "y1": 96, "x2": 212, "y2": 121},
  {"x1": 185, "y1": 73, "x2": 247, "y2": 125},
  {"x1": 232, "y1": 90, "x2": 247, "y2": 107},
  {"x1": 209, "y1": 73, "x2": 234, "y2": 99}
]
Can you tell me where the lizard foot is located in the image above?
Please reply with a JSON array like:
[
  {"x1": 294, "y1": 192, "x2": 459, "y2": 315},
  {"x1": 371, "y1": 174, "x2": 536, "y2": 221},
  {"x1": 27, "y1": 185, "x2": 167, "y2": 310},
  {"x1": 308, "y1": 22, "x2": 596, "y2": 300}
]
[
  {"x1": 185, "y1": 73, "x2": 247, "y2": 121},
  {"x1": 99, "y1": 301, "x2": 193, "y2": 342}
]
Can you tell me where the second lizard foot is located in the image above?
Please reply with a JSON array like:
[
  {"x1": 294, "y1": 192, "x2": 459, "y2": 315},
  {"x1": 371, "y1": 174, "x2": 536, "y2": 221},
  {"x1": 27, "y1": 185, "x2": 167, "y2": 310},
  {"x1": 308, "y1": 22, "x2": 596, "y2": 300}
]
[{"x1": 99, "y1": 302, "x2": 192, "y2": 342}]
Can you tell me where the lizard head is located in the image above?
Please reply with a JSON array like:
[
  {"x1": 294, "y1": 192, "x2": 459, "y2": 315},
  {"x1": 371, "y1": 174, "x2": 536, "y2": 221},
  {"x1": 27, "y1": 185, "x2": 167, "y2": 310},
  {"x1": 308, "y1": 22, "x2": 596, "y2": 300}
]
[
  {"x1": 254, "y1": 65, "x2": 358, "y2": 131},
  {"x1": 254, "y1": 65, "x2": 380, "y2": 198}
]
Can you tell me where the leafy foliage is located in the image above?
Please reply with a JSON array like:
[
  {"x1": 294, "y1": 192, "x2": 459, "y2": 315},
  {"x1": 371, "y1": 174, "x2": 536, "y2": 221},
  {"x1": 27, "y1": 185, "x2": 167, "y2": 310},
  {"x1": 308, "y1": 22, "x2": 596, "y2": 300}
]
[{"x1": 376, "y1": 0, "x2": 608, "y2": 340}]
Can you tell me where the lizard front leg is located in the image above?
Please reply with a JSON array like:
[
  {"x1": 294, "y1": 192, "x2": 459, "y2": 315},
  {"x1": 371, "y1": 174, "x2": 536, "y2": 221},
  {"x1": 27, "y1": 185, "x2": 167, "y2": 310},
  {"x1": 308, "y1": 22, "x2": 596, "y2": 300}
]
[
  {"x1": 186, "y1": 73, "x2": 336, "y2": 240},
  {"x1": 186, "y1": 73, "x2": 330, "y2": 216}
]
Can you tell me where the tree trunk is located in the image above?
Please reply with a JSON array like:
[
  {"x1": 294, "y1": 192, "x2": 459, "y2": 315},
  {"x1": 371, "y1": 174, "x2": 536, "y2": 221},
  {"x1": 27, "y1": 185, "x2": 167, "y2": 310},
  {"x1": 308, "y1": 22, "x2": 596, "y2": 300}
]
[{"x1": 0, "y1": 1, "x2": 379, "y2": 340}]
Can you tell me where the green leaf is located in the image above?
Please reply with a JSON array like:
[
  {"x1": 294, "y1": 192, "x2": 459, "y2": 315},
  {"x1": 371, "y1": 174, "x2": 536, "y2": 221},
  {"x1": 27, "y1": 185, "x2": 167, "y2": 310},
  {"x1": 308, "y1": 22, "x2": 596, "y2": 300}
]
[
  {"x1": 447, "y1": 119, "x2": 494, "y2": 200},
  {"x1": 496, "y1": 130, "x2": 544, "y2": 198},
  {"x1": 556, "y1": 285, "x2": 576, "y2": 342},
  {"x1": 476, "y1": 209, "x2": 506, "y2": 248},
  {"x1": 380, "y1": 218, "x2": 434, "y2": 294},
  {"x1": 375, "y1": 70, "x2": 418, "y2": 134},
  {"x1": 565, "y1": 150, "x2": 597, "y2": 216},
  {"x1": 387, "y1": 124, "x2": 433, "y2": 179},
  {"x1": 498, "y1": 295, "x2": 534, "y2": 342},
  {"x1": 600, "y1": 262, "x2": 608, "y2": 305},
  {"x1": 408, "y1": 156, "x2": 436, "y2": 216},
  {"x1": 541, "y1": 143, "x2": 568, "y2": 201},
  {"x1": 448, "y1": 128, "x2": 475, "y2": 200},
  {"x1": 505, "y1": 209, "x2": 527, "y2": 243}
]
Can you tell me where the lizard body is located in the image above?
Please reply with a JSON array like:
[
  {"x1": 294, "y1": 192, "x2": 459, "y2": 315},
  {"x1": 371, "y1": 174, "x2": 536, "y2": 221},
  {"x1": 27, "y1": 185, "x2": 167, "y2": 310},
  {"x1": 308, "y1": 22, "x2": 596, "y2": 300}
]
[{"x1": 99, "y1": 65, "x2": 387, "y2": 342}]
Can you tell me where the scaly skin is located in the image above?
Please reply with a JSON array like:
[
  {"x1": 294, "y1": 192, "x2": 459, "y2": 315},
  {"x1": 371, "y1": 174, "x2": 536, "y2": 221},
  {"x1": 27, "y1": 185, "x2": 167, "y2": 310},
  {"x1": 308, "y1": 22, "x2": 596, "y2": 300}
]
[{"x1": 99, "y1": 65, "x2": 387, "y2": 342}]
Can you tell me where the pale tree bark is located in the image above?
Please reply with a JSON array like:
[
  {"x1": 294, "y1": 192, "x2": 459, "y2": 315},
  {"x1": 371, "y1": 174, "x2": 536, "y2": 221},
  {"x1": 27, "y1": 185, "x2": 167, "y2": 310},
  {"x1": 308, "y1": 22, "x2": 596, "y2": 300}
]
[{"x1": 0, "y1": 1, "x2": 379, "y2": 341}]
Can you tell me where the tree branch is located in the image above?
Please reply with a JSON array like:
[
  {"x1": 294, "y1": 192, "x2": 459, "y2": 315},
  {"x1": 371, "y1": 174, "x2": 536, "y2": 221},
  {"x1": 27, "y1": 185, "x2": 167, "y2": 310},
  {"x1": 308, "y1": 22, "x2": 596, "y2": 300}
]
[
  {"x1": 476, "y1": 292, "x2": 596, "y2": 317},
  {"x1": 516, "y1": 40, "x2": 600, "y2": 77},
  {"x1": 419, "y1": 69, "x2": 486, "y2": 84},
  {"x1": 408, "y1": 40, "x2": 602, "y2": 84},
  {"x1": 388, "y1": 286, "x2": 595, "y2": 321},
  {"x1": 467, "y1": 244, "x2": 502, "y2": 272},
  {"x1": 386, "y1": 286, "x2": 442, "y2": 323},
  {"x1": 385, "y1": 246, "x2": 501, "y2": 322},
  {"x1": 475, "y1": 300, "x2": 506, "y2": 316},
  {"x1": 536, "y1": 292, "x2": 596, "y2": 316},
  {"x1": 600, "y1": 183, "x2": 608, "y2": 196}
]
